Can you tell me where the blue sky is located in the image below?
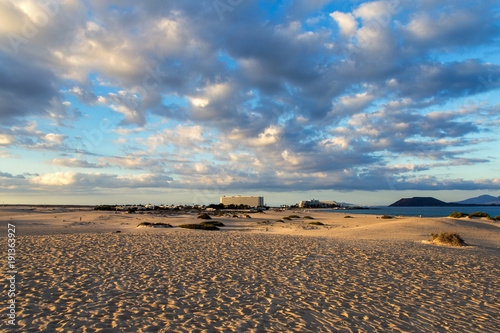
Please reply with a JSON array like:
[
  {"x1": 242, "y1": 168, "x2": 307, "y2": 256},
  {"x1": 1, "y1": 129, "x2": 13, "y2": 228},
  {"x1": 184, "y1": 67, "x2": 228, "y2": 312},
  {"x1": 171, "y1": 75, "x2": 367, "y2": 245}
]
[{"x1": 1, "y1": 0, "x2": 500, "y2": 206}]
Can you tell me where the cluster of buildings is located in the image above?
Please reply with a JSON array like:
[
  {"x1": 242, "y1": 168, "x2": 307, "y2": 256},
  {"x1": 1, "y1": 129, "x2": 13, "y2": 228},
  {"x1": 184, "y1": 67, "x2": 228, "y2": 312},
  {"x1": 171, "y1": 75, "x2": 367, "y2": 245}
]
[
  {"x1": 220, "y1": 195, "x2": 264, "y2": 208},
  {"x1": 219, "y1": 196, "x2": 340, "y2": 209},
  {"x1": 298, "y1": 199, "x2": 338, "y2": 208}
]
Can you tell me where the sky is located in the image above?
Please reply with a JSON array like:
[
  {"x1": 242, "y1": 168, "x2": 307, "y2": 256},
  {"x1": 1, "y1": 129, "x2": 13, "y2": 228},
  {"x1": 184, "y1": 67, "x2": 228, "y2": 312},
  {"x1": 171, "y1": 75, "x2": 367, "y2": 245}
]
[{"x1": 0, "y1": 0, "x2": 500, "y2": 206}]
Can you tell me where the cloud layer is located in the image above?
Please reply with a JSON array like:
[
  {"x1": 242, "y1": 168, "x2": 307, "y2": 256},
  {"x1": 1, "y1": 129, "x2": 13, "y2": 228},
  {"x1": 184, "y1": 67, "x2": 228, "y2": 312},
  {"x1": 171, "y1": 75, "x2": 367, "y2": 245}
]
[{"x1": 1, "y1": 0, "x2": 499, "y2": 202}]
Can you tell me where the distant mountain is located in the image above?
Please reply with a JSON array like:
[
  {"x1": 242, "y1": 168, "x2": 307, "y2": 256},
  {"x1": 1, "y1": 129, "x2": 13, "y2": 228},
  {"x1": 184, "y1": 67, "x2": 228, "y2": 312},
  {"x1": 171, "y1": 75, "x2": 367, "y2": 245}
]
[
  {"x1": 453, "y1": 195, "x2": 500, "y2": 205},
  {"x1": 389, "y1": 197, "x2": 456, "y2": 207}
]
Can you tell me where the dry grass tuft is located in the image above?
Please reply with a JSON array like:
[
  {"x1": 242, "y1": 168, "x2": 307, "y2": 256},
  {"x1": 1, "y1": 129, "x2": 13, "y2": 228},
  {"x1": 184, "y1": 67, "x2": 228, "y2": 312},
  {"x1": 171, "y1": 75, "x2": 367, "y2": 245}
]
[{"x1": 429, "y1": 232, "x2": 466, "y2": 247}]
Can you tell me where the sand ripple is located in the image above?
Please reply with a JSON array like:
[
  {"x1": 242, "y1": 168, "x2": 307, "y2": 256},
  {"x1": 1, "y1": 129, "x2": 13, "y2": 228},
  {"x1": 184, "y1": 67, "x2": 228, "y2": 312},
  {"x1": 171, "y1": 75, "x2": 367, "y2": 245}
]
[{"x1": 11, "y1": 232, "x2": 500, "y2": 332}]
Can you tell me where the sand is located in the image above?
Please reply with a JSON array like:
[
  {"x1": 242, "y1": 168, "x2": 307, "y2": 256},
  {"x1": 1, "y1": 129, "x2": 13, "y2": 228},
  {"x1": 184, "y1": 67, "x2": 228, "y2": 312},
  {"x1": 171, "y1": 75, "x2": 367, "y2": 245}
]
[{"x1": 1, "y1": 206, "x2": 499, "y2": 332}]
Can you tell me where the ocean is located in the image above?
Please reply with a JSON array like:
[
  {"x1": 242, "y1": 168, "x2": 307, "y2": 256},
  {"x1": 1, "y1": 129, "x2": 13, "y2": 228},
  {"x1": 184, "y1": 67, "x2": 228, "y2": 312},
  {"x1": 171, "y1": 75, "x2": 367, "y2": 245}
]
[{"x1": 320, "y1": 206, "x2": 500, "y2": 218}]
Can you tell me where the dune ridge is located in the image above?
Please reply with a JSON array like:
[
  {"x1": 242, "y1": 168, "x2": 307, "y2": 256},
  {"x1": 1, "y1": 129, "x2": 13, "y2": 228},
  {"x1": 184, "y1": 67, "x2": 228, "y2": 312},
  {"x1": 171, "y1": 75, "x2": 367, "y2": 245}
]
[{"x1": 1, "y1": 207, "x2": 499, "y2": 332}]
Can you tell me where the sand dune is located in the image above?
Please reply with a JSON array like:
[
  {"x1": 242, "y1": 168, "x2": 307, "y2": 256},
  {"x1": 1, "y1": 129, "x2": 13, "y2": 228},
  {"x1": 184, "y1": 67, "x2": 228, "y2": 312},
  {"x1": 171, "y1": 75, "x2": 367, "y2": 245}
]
[{"x1": 1, "y1": 207, "x2": 499, "y2": 332}]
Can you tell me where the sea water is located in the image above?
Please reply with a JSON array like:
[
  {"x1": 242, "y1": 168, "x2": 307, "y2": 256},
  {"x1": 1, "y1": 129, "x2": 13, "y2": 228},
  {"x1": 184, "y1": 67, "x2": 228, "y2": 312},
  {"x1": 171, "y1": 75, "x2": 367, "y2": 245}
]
[{"x1": 321, "y1": 206, "x2": 500, "y2": 218}]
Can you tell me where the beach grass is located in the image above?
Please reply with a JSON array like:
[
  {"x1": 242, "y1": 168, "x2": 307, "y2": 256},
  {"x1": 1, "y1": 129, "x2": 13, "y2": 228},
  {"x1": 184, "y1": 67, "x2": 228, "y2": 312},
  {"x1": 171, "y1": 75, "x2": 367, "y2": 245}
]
[
  {"x1": 449, "y1": 212, "x2": 468, "y2": 218},
  {"x1": 179, "y1": 223, "x2": 219, "y2": 230},
  {"x1": 309, "y1": 221, "x2": 324, "y2": 226},
  {"x1": 429, "y1": 232, "x2": 466, "y2": 247},
  {"x1": 137, "y1": 222, "x2": 173, "y2": 228}
]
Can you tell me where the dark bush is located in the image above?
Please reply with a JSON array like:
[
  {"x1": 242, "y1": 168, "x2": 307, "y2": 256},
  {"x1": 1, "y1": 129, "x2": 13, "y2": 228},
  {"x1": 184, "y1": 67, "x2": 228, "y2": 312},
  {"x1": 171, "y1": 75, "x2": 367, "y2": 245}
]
[
  {"x1": 303, "y1": 216, "x2": 314, "y2": 219},
  {"x1": 309, "y1": 221, "x2": 324, "y2": 225},
  {"x1": 495, "y1": 216, "x2": 500, "y2": 221},
  {"x1": 283, "y1": 217, "x2": 292, "y2": 220},
  {"x1": 197, "y1": 213, "x2": 212, "y2": 220},
  {"x1": 179, "y1": 224, "x2": 219, "y2": 230},
  {"x1": 429, "y1": 232, "x2": 466, "y2": 247},
  {"x1": 137, "y1": 222, "x2": 172, "y2": 228},
  {"x1": 344, "y1": 215, "x2": 353, "y2": 218},
  {"x1": 199, "y1": 221, "x2": 225, "y2": 227},
  {"x1": 288, "y1": 215, "x2": 300, "y2": 219},
  {"x1": 381, "y1": 215, "x2": 394, "y2": 219},
  {"x1": 449, "y1": 212, "x2": 468, "y2": 218},
  {"x1": 468, "y1": 212, "x2": 491, "y2": 218}
]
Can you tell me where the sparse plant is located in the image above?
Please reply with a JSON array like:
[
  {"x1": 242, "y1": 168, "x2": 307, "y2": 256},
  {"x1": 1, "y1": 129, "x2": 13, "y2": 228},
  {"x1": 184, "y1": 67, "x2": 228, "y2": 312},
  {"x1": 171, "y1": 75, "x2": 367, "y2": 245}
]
[
  {"x1": 275, "y1": 219, "x2": 284, "y2": 223},
  {"x1": 246, "y1": 215, "x2": 251, "y2": 218},
  {"x1": 449, "y1": 212, "x2": 468, "y2": 218},
  {"x1": 468, "y1": 212, "x2": 491, "y2": 218},
  {"x1": 288, "y1": 215, "x2": 300, "y2": 219},
  {"x1": 303, "y1": 216, "x2": 314, "y2": 219},
  {"x1": 309, "y1": 221, "x2": 324, "y2": 226},
  {"x1": 381, "y1": 215, "x2": 394, "y2": 219},
  {"x1": 257, "y1": 220, "x2": 270, "y2": 224},
  {"x1": 197, "y1": 213, "x2": 212, "y2": 220},
  {"x1": 283, "y1": 217, "x2": 292, "y2": 220},
  {"x1": 495, "y1": 216, "x2": 500, "y2": 221},
  {"x1": 137, "y1": 222, "x2": 173, "y2": 228},
  {"x1": 199, "y1": 221, "x2": 225, "y2": 227},
  {"x1": 137, "y1": 222, "x2": 172, "y2": 228},
  {"x1": 344, "y1": 215, "x2": 353, "y2": 218},
  {"x1": 179, "y1": 223, "x2": 219, "y2": 230},
  {"x1": 429, "y1": 232, "x2": 466, "y2": 247}
]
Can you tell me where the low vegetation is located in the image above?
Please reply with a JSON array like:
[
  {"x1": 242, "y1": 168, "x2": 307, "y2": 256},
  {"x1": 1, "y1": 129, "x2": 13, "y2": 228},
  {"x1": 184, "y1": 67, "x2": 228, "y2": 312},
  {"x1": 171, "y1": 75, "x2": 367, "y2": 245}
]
[
  {"x1": 449, "y1": 212, "x2": 468, "y2": 218},
  {"x1": 468, "y1": 212, "x2": 491, "y2": 218},
  {"x1": 303, "y1": 216, "x2": 314, "y2": 219},
  {"x1": 429, "y1": 232, "x2": 466, "y2": 247},
  {"x1": 178, "y1": 223, "x2": 219, "y2": 230},
  {"x1": 288, "y1": 215, "x2": 301, "y2": 219},
  {"x1": 199, "y1": 221, "x2": 225, "y2": 227},
  {"x1": 381, "y1": 215, "x2": 394, "y2": 219},
  {"x1": 197, "y1": 213, "x2": 212, "y2": 220},
  {"x1": 344, "y1": 215, "x2": 353, "y2": 218},
  {"x1": 137, "y1": 222, "x2": 173, "y2": 228},
  {"x1": 257, "y1": 220, "x2": 270, "y2": 224},
  {"x1": 309, "y1": 221, "x2": 324, "y2": 226},
  {"x1": 283, "y1": 217, "x2": 292, "y2": 221},
  {"x1": 495, "y1": 216, "x2": 500, "y2": 221}
]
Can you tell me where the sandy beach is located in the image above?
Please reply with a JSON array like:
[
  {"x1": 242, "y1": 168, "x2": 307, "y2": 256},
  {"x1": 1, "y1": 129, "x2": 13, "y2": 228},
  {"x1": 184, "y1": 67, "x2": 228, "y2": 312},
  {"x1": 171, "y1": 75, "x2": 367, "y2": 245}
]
[{"x1": 1, "y1": 206, "x2": 499, "y2": 332}]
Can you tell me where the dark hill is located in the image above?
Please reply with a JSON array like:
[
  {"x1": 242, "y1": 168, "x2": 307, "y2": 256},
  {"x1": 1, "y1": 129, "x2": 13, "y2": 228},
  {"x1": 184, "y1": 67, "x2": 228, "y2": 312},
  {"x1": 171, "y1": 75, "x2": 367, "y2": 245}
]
[
  {"x1": 389, "y1": 197, "x2": 456, "y2": 207},
  {"x1": 453, "y1": 195, "x2": 500, "y2": 205}
]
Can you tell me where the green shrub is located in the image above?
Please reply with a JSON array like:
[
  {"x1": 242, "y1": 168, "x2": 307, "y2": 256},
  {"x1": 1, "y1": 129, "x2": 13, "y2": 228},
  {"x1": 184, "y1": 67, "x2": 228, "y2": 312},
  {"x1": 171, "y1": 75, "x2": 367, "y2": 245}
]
[
  {"x1": 303, "y1": 216, "x2": 314, "y2": 219},
  {"x1": 309, "y1": 221, "x2": 324, "y2": 226},
  {"x1": 199, "y1": 221, "x2": 225, "y2": 227},
  {"x1": 288, "y1": 215, "x2": 301, "y2": 219},
  {"x1": 429, "y1": 232, "x2": 466, "y2": 247},
  {"x1": 344, "y1": 215, "x2": 353, "y2": 218},
  {"x1": 179, "y1": 224, "x2": 219, "y2": 230},
  {"x1": 381, "y1": 215, "x2": 394, "y2": 219},
  {"x1": 449, "y1": 212, "x2": 468, "y2": 218},
  {"x1": 197, "y1": 213, "x2": 212, "y2": 220},
  {"x1": 468, "y1": 212, "x2": 491, "y2": 218},
  {"x1": 137, "y1": 222, "x2": 172, "y2": 228}
]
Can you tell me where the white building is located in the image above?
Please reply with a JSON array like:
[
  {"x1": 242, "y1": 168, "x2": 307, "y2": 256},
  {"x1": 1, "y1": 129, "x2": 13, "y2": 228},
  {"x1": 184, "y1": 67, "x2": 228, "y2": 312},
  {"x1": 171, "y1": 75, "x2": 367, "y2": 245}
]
[{"x1": 220, "y1": 195, "x2": 264, "y2": 208}]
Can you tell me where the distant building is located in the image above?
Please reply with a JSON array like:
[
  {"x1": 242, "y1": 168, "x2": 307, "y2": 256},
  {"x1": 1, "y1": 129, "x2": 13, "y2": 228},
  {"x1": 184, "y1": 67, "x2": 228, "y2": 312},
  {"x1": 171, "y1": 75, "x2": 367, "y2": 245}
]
[
  {"x1": 220, "y1": 195, "x2": 264, "y2": 208},
  {"x1": 299, "y1": 199, "x2": 338, "y2": 208}
]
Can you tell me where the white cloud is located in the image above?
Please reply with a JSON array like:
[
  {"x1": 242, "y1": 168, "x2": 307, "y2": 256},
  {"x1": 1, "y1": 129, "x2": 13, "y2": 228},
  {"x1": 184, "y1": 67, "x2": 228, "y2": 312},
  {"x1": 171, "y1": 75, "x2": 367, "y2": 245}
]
[
  {"x1": 31, "y1": 172, "x2": 77, "y2": 186},
  {"x1": 330, "y1": 11, "x2": 358, "y2": 38}
]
